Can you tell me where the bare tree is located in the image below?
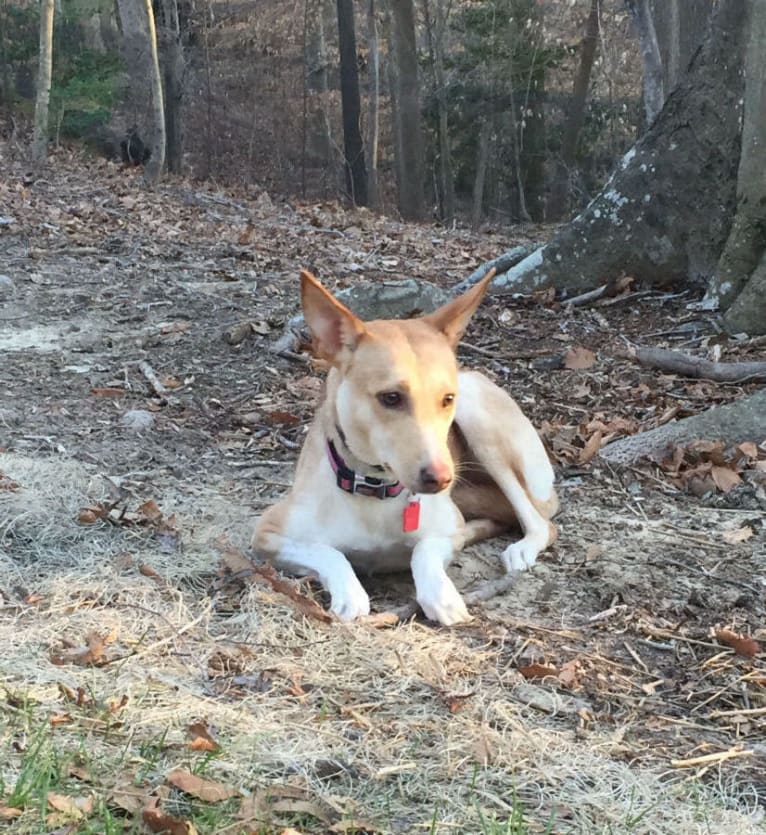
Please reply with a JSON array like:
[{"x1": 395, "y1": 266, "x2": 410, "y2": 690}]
[
  {"x1": 336, "y1": 0, "x2": 368, "y2": 205},
  {"x1": 390, "y1": 0, "x2": 425, "y2": 220},
  {"x1": 422, "y1": 0, "x2": 454, "y2": 222},
  {"x1": 479, "y1": 0, "x2": 766, "y2": 334},
  {"x1": 142, "y1": 0, "x2": 166, "y2": 184},
  {"x1": 626, "y1": 0, "x2": 664, "y2": 124},
  {"x1": 158, "y1": 0, "x2": 183, "y2": 174},
  {"x1": 548, "y1": 0, "x2": 601, "y2": 221},
  {"x1": 32, "y1": 0, "x2": 55, "y2": 163},
  {"x1": 366, "y1": 0, "x2": 380, "y2": 208}
]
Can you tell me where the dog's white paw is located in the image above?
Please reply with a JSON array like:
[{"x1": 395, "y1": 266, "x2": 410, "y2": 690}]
[
  {"x1": 328, "y1": 575, "x2": 371, "y2": 621},
  {"x1": 502, "y1": 535, "x2": 545, "y2": 572},
  {"x1": 417, "y1": 576, "x2": 471, "y2": 626}
]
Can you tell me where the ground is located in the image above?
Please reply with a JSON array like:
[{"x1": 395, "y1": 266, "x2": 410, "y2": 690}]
[{"x1": 0, "y1": 144, "x2": 765, "y2": 835}]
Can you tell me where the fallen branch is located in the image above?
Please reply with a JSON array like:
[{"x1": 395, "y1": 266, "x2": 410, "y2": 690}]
[
  {"x1": 628, "y1": 346, "x2": 766, "y2": 383},
  {"x1": 670, "y1": 747, "x2": 754, "y2": 769},
  {"x1": 138, "y1": 361, "x2": 168, "y2": 397}
]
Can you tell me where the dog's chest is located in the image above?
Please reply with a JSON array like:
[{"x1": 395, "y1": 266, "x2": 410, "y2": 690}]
[{"x1": 285, "y1": 488, "x2": 460, "y2": 573}]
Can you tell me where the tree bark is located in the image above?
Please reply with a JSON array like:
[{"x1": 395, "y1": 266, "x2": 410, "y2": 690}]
[
  {"x1": 366, "y1": 0, "x2": 380, "y2": 208},
  {"x1": 32, "y1": 0, "x2": 55, "y2": 163},
  {"x1": 486, "y1": 0, "x2": 746, "y2": 301},
  {"x1": 651, "y1": 0, "x2": 712, "y2": 95},
  {"x1": 548, "y1": 0, "x2": 601, "y2": 221},
  {"x1": 142, "y1": 0, "x2": 166, "y2": 185},
  {"x1": 423, "y1": 0, "x2": 455, "y2": 223},
  {"x1": 626, "y1": 0, "x2": 664, "y2": 125},
  {"x1": 159, "y1": 0, "x2": 183, "y2": 174},
  {"x1": 390, "y1": 0, "x2": 425, "y2": 220},
  {"x1": 706, "y1": 0, "x2": 766, "y2": 332},
  {"x1": 471, "y1": 120, "x2": 491, "y2": 231},
  {"x1": 336, "y1": 0, "x2": 368, "y2": 206}
]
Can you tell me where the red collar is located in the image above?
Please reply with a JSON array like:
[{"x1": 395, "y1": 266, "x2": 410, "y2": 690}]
[{"x1": 326, "y1": 439, "x2": 405, "y2": 499}]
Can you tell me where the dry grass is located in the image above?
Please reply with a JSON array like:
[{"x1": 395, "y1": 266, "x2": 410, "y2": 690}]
[{"x1": 1, "y1": 452, "x2": 763, "y2": 834}]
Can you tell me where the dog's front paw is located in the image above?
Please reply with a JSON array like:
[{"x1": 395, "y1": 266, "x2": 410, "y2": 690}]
[
  {"x1": 502, "y1": 535, "x2": 545, "y2": 572},
  {"x1": 328, "y1": 575, "x2": 371, "y2": 621},
  {"x1": 417, "y1": 576, "x2": 471, "y2": 626}
]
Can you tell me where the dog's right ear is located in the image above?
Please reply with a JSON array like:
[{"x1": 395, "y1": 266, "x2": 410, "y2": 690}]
[{"x1": 300, "y1": 270, "x2": 366, "y2": 362}]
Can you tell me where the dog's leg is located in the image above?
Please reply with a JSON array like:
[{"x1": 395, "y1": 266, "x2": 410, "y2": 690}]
[
  {"x1": 411, "y1": 537, "x2": 471, "y2": 625},
  {"x1": 253, "y1": 512, "x2": 370, "y2": 619},
  {"x1": 456, "y1": 371, "x2": 557, "y2": 573},
  {"x1": 273, "y1": 540, "x2": 371, "y2": 620}
]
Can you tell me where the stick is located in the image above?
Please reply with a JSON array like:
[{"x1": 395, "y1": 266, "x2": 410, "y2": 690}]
[
  {"x1": 671, "y1": 748, "x2": 754, "y2": 768},
  {"x1": 627, "y1": 346, "x2": 766, "y2": 383},
  {"x1": 564, "y1": 284, "x2": 608, "y2": 306},
  {"x1": 138, "y1": 361, "x2": 168, "y2": 397}
]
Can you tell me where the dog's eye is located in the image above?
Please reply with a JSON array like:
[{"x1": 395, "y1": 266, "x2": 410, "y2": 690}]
[
  {"x1": 442, "y1": 393, "x2": 455, "y2": 408},
  {"x1": 377, "y1": 391, "x2": 403, "y2": 409}
]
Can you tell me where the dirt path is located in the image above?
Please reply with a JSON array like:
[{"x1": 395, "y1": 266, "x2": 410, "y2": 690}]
[{"x1": 1, "y1": 146, "x2": 764, "y2": 834}]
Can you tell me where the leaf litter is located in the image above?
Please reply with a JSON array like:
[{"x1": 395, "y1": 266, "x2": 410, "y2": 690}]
[{"x1": 0, "y1": 145, "x2": 764, "y2": 833}]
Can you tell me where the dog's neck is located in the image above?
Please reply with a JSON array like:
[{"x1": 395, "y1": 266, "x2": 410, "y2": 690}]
[{"x1": 328, "y1": 420, "x2": 389, "y2": 480}]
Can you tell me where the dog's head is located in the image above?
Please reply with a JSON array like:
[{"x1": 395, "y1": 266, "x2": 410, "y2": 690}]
[{"x1": 300, "y1": 269, "x2": 494, "y2": 494}]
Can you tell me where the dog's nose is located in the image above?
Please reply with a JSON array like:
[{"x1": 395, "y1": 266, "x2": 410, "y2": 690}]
[{"x1": 418, "y1": 464, "x2": 453, "y2": 493}]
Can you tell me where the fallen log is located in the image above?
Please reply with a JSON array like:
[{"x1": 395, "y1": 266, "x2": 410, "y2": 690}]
[{"x1": 628, "y1": 346, "x2": 766, "y2": 383}]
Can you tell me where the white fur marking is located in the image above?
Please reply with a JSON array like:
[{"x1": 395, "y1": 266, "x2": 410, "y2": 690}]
[{"x1": 411, "y1": 537, "x2": 470, "y2": 625}]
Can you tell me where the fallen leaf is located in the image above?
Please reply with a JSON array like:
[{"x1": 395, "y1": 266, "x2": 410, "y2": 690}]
[
  {"x1": 188, "y1": 721, "x2": 220, "y2": 752},
  {"x1": 167, "y1": 768, "x2": 239, "y2": 803},
  {"x1": 518, "y1": 663, "x2": 558, "y2": 680},
  {"x1": 710, "y1": 465, "x2": 741, "y2": 493},
  {"x1": 714, "y1": 628, "x2": 760, "y2": 658},
  {"x1": 585, "y1": 544, "x2": 602, "y2": 562},
  {"x1": 579, "y1": 430, "x2": 603, "y2": 465},
  {"x1": 736, "y1": 441, "x2": 760, "y2": 460},
  {"x1": 90, "y1": 387, "x2": 125, "y2": 398},
  {"x1": 50, "y1": 631, "x2": 109, "y2": 667},
  {"x1": 564, "y1": 345, "x2": 595, "y2": 370},
  {"x1": 138, "y1": 499, "x2": 163, "y2": 523},
  {"x1": 160, "y1": 321, "x2": 191, "y2": 335},
  {"x1": 142, "y1": 803, "x2": 198, "y2": 835},
  {"x1": 46, "y1": 792, "x2": 94, "y2": 819},
  {"x1": 0, "y1": 806, "x2": 23, "y2": 820},
  {"x1": 722, "y1": 526, "x2": 754, "y2": 544}
]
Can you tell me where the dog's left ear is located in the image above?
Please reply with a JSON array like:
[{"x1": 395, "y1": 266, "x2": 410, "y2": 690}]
[
  {"x1": 423, "y1": 268, "x2": 496, "y2": 348},
  {"x1": 300, "y1": 270, "x2": 366, "y2": 362}
]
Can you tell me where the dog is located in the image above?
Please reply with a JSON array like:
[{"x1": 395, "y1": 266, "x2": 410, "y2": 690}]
[{"x1": 251, "y1": 269, "x2": 558, "y2": 625}]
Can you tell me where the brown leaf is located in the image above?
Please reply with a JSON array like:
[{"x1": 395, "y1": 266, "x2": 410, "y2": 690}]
[
  {"x1": 253, "y1": 563, "x2": 333, "y2": 624},
  {"x1": 0, "y1": 806, "x2": 23, "y2": 820},
  {"x1": 142, "y1": 804, "x2": 198, "y2": 835},
  {"x1": 46, "y1": 792, "x2": 94, "y2": 818},
  {"x1": 579, "y1": 430, "x2": 603, "y2": 465},
  {"x1": 267, "y1": 410, "x2": 302, "y2": 426},
  {"x1": 714, "y1": 628, "x2": 760, "y2": 658},
  {"x1": 710, "y1": 465, "x2": 741, "y2": 493},
  {"x1": 722, "y1": 526, "x2": 754, "y2": 544},
  {"x1": 518, "y1": 663, "x2": 558, "y2": 680},
  {"x1": 736, "y1": 441, "x2": 760, "y2": 460},
  {"x1": 50, "y1": 631, "x2": 109, "y2": 667},
  {"x1": 557, "y1": 660, "x2": 580, "y2": 689},
  {"x1": 137, "y1": 499, "x2": 163, "y2": 523},
  {"x1": 166, "y1": 768, "x2": 239, "y2": 803},
  {"x1": 160, "y1": 321, "x2": 191, "y2": 335},
  {"x1": 564, "y1": 345, "x2": 595, "y2": 370},
  {"x1": 188, "y1": 721, "x2": 220, "y2": 752}
]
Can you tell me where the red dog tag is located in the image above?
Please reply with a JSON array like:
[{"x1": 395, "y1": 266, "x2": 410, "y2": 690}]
[{"x1": 402, "y1": 498, "x2": 421, "y2": 532}]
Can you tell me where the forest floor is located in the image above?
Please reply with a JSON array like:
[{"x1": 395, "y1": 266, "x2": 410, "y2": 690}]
[{"x1": 1, "y1": 143, "x2": 765, "y2": 835}]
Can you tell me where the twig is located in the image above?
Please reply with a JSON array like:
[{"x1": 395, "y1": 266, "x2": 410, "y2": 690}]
[
  {"x1": 626, "y1": 345, "x2": 766, "y2": 383},
  {"x1": 564, "y1": 284, "x2": 608, "y2": 306},
  {"x1": 138, "y1": 361, "x2": 168, "y2": 397},
  {"x1": 671, "y1": 747, "x2": 754, "y2": 768}
]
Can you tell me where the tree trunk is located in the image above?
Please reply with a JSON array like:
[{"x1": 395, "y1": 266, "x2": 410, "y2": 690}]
[
  {"x1": 471, "y1": 120, "x2": 491, "y2": 231},
  {"x1": 336, "y1": 0, "x2": 368, "y2": 206},
  {"x1": 548, "y1": 0, "x2": 601, "y2": 221},
  {"x1": 32, "y1": 0, "x2": 55, "y2": 163},
  {"x1": 142, "y1": 0, "x2": 166, "y2": 185},
  {"x1": 423, "y1": 0, "x2": 455, "y2": 223},
  {"x1": 390, "y1": 0, "x2": 425, "y2": 220},
  {"x1": 714, "y1": 0, "x2": 766, "y2": 334},
  {"x1": 366, "y1": 0, "x2": 380, "y2": 208},
  {"x1": 487, "y1": 0, "x2": 745, "y2": 301},
  {"x1": 159, "y1": 0, "x2": 183, "y2": 174},
  {"x1": 651, "y1": 0, "x2": 712, "y2": 95},
  {"x1": 626, "y1": 0, "x2": 664, "y2": 125}
]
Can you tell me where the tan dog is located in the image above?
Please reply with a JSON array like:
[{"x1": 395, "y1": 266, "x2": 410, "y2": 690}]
[{"x1": 252, "y1": 270, "x2": 558, "y2": 625}]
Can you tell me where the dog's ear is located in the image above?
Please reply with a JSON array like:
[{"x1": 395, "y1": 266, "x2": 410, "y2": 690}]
[
  {"x1": 300, "y1": 270, "x2": 366, "y2": 361},
  {"x1": 423, "y1": 268, "x2": 495, "y2": 348}
]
